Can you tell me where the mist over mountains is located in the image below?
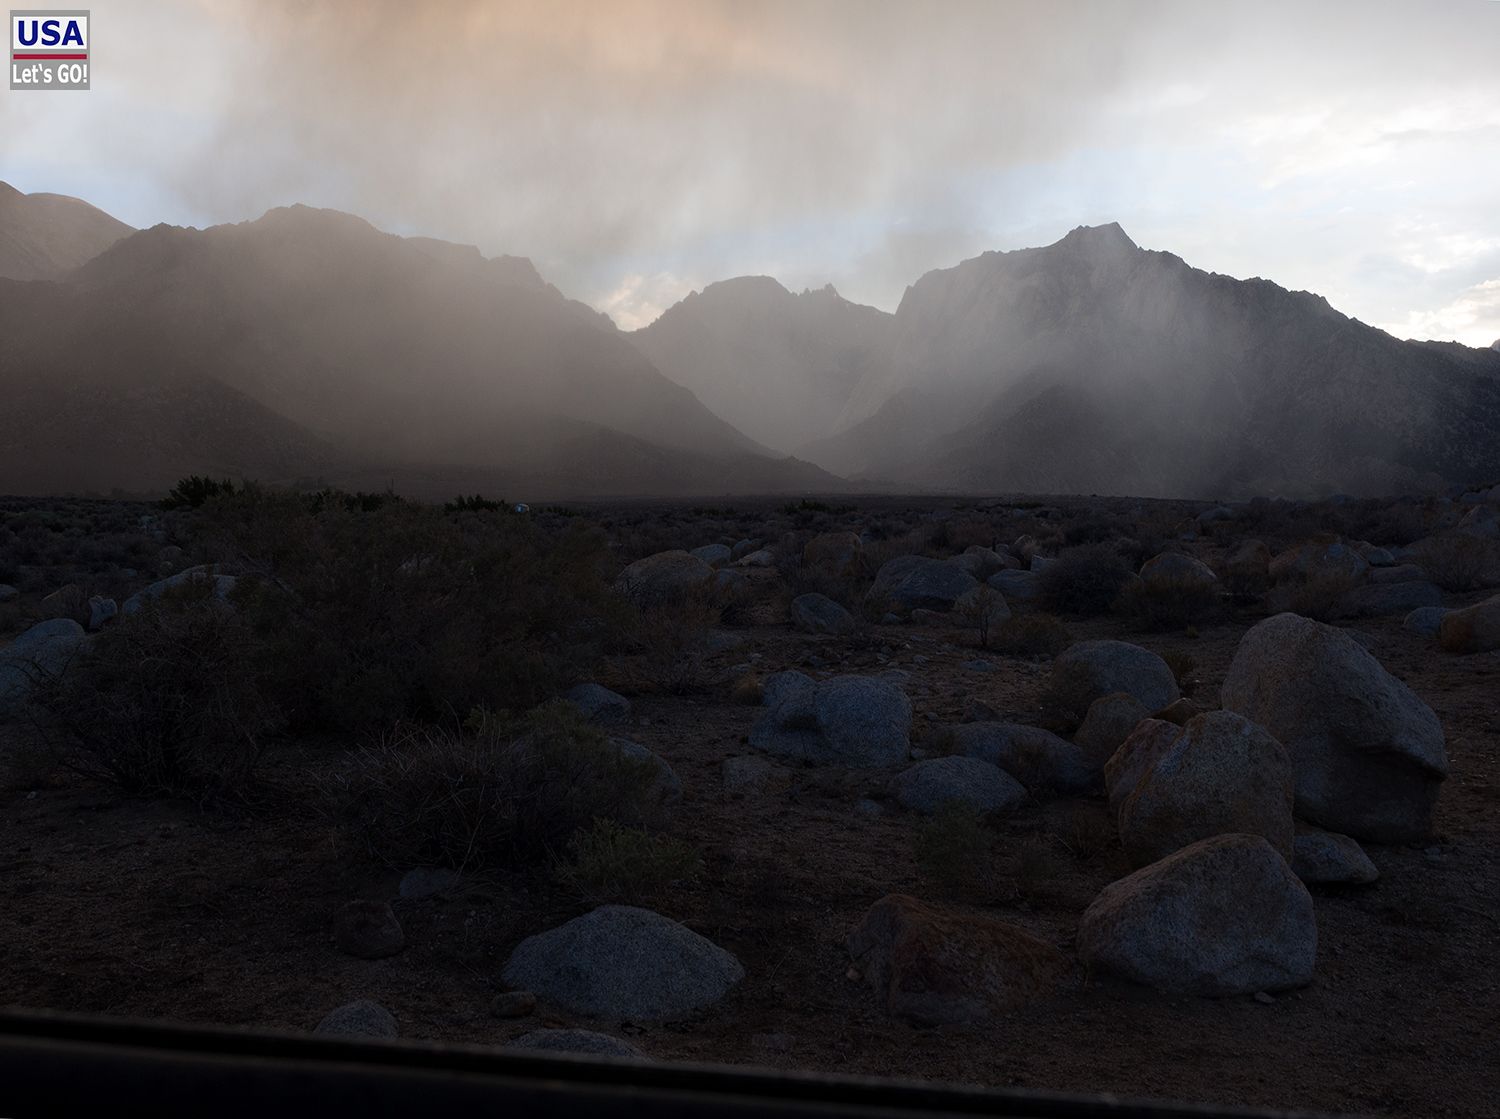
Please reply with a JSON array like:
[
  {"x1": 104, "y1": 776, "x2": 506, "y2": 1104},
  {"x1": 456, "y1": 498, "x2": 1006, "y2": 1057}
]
[{"x1": 2, "y1": 182, "x2": 1498, "y2": 500}]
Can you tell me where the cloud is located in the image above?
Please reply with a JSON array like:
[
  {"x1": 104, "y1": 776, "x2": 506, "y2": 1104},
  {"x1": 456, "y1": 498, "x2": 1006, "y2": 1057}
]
[
  {"x1": 1378, "y1": 279, "x2": 1500, "y2": 347},
  {"x1": 594, "y1": 271, "x2": 698, "y2": 331},
  {"x1": 2, "y1": 0, "x2": 1498, "y2": 342}
]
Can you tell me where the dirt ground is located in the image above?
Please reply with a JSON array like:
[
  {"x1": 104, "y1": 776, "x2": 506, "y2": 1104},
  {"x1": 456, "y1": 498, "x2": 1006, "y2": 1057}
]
[{"x1": 2, "y1": 498, "x2": 1499, "y2": 1119}]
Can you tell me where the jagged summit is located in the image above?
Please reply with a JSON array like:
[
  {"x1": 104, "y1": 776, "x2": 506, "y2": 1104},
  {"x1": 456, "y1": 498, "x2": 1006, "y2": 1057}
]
[{"x1": 1056, "y1": 221, "x2": 1139, "y2": 253}]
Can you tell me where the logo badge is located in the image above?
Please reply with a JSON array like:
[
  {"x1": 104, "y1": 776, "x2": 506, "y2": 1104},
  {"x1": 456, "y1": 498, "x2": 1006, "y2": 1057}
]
[{"x1": 11, "y1": 9, "x2": 89, "y2": 90}]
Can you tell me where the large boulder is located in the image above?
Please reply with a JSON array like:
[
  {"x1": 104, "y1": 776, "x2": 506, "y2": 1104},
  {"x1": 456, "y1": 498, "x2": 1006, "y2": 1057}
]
[
  {"x1": 1073, "y1": 692, "x2": 1151, "y2": 770},
  {"x1": 847, "y1": 894, "x2": 1071, "y2": 1025},
  {"x1": 802, "y1": 532, "x2": 863, "y2": 576},
  {"x1": 1139, "y1": 553, "x2": 1218, "y2": 593},
  {"x1": 1437, "y1": 593, "x2": 1500, "y2": 654},
  {"x1": 501, "y1": 905, "x2": 743, "y2": 1020},
  {"x1": 1103, "y1": 718, "x2": 1179, "y2": 809},
  {"x1": 790, "y1": 592, "x2": 856, "y2": 636},
  {"x1": 1077, "y1": 834, "x2": 1317, "y2": 997},
  {"x1": 1045, "y1": 640, "x2": 1180, "y2": 723},
  {"x1": 39, "y1": 583, "x2": 88, "y2": 625},
  {"x1": 121, "y1": 567, "x2": 238, "y2": 615},
  {"x1": 1334, "y1": 581, "x2": 1443, "y2": 619},
  {"x1": 891, "y1": 757, "x2": 1028, "y2": 816},
  {"x1": 951, "y1": 546, "x2": 1009, "y2": 581},
  {"x1": 1369, "y1": 563, "x2": 1428, "y2": 585},
  {"x1": 1269, "y1": 539, "x2": 1368, "y2": 584},
  {"x1": 1220, "y1": 613, "x2": 1447, "y2": 842},
  {"x1": 869, "y1": 556, "x2": 980, "y2": 613},
  {"x1": 689, "y1": 544, "x2": 732, "y2": 568},
  {"x1": 987, "y1": 569, "x2": 1041, "y2": 602},
  {"x1": 0, "y1": 617, "x2": 86, "y2": 716},
  {"x1": 614, "y1": 551, "x2": 713, "y2": 606},
  {"x1": 1116, "y1": 712, "x2": 1295, "y2": 867},
  {"x1": 949, "y1": 722, "x2": 1094, "y2": 795},
  {"x1": 750, "y1": 674, "x2": 911, "y2": 766}
]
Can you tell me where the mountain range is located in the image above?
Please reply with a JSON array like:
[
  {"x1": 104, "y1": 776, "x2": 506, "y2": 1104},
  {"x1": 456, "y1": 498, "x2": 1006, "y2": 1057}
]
[
  {"x1": 0, "y1": 191, "x2": 837, "y2": 498},
  {"x1": 2, "y1": 180, "x2": 1498, "y2": 500}
]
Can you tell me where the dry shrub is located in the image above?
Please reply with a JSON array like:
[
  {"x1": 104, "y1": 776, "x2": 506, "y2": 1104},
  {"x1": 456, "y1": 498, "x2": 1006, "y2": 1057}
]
[
  {"x1": 1421, "y1": 534, "x2": 1498, "y2": 593},
  {"x1": 194, "y1": 485, "x2": 623, "y2": 732},
  {"x1": 1120, "y1": 575, "x2": 1223, "y2": 631},
  {"x1": 914, "y1": 802, "x2": 995, "y2": 897},
  {"x1": 1160, "y1": 649, "x2": 1198, "y2": 695},
  {"x1": 553, "y1": 819, "x2": 703, "y2": 904},
  {"x1": 1284, "y1": 569, "x2": 1360, "y2": 621},
  {"x1": 324, "y1": 702, "x2": 660, "y2": 872},
  {"x1": 1038, "y1": 544, "x2": 1132, "y2": 616},
  {"x1": 990, "y1": 613, "x2": 1072, "y2": 657},
  {"x1": 1438, "y1": 614, "x2": 1476, "y2": 655},
  {"x1": 1052, "y1": 804, "x2": 1117, "y2": 863},
  {"x1": 37, "y1": 579, "x2": 276, "y2": 802},
  {"x1": 729, "y1": 672, "x2": 764, "y2": 705},
  {"x1": 624, "y1": 590, "x2": 723, "y2": 695},
  {"x1": 1002, "y1": 836, "x2": 1067, "y2": 901}
]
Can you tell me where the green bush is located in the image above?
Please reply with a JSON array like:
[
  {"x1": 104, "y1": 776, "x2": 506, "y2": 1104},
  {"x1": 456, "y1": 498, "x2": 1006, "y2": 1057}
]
[
  {"x1": 989, "y1": 612, "x2": 1072, "y2": 657},
  {"x1": 324, "y1": 702, "x2": 661, "y2": 872},
  {"x1": 444, "y1": 494, "x2": 507, "y2": 514},
  {"x1": 1038, "y1": 544, "x2": 1133, "y2": 616},
  {"x1": 38, "y1": 578, "x2": 276, "y2": 802},
  {"x1": 194, "y1": 485, "x2": 624, "y2": 732},
  {"x1": 161, "y1": 475, "x2": 236, "y2": 510},
  {"x1": 553, "y1": 819, "x2": 702, "y2": 903}
]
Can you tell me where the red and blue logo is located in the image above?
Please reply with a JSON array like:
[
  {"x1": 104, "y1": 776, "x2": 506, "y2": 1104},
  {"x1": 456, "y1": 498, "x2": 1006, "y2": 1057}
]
[{"x1": 11, "y1": 9, "x2": 90, "y2": 90}]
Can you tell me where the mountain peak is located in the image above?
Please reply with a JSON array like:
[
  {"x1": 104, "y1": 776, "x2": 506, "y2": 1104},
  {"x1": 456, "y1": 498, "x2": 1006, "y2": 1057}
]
[
  {"x1": 1056, "y1": 222, "x2": 1138, "y2": 254},
  {"x1": 1492, "y1": 338, "x2": 1500, "y2": 352},
  {"x1": 0, "y1": 181, "x2": 22, "y2": 199}
]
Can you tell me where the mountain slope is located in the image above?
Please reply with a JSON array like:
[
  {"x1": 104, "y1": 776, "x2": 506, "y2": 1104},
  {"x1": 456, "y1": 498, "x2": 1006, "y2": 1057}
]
[
  {"x1": 0, "y1": 204, "x2": 840, "y2": 497},
  {"x1": 0, "y1": 181, "x2": 133, "y2": 280},
  {"x1": 802, "y1": 225, "x2": 1500, "y2": 498},
  {"x1": 632, "y1": 277, "x2": 893, "y2": 453}
]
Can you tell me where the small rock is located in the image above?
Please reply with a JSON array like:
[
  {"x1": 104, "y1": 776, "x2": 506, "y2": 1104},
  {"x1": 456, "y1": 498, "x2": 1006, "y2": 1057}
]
[
  {"x1": 398, "y1": 867, "x2": 461, "y2": 900},
  {"x1": 1291, "y1": 827, "x2": 1379, "y2": 885},
  {"x1": 508, "y1": 1029, "x2": 645, "y2": 1058},
  {"x1": 490, "y1": 991, "x2": 538, "y2": 1018},
  {"x1": 333, "y1": 900, "x2": 405, "y2": 959},
  {"x1": 1402, "y1": 606, "x2": 1449, "y2": 637},
  {"x1": 314, "y1": 1000, "x2": 399, "y2": 1039}
]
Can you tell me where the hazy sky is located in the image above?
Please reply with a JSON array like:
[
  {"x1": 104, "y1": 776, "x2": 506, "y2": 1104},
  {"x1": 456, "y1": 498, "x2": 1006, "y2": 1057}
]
[{"x1": 5, "y1": 0, "x2": 1499, "y2": 342}]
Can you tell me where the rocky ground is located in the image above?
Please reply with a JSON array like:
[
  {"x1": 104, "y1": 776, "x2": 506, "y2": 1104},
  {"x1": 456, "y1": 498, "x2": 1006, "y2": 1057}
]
[{"x1": 2, "y1": 490, "x2": 1499, "y2": 1118}]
